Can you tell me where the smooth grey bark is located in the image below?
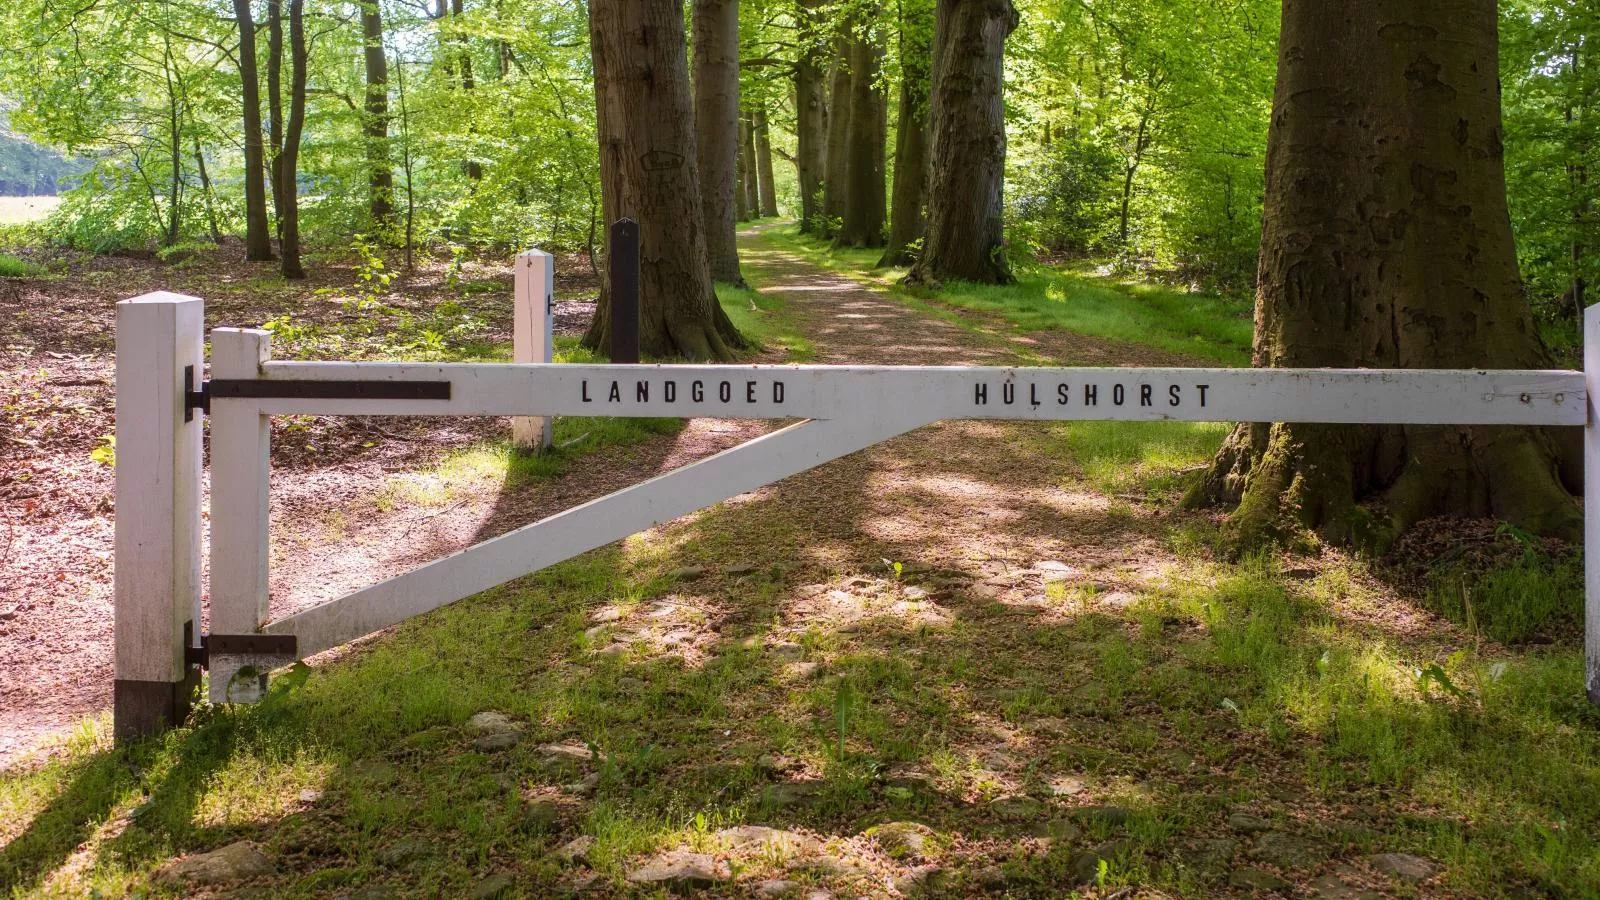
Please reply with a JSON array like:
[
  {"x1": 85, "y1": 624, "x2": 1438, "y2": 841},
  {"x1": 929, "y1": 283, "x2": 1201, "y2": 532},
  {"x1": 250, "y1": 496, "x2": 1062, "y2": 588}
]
[
  {"x1": 582, "y1": 0, "x2": 747, "y2": 359},
  {"x1": 1189, "y1": 0, "x2": 1580, "y2": 545},
  {"x1": 794, "y1": 0, "x2": 828, "y2": 232},
  {"x1": 692, "y1": 0, "x2": 744, "y2": 283},
  {"x1": 880, "y1": 0, "x2": 931, "y2": 266},
  {"x1": 754, "y1": 105, "x2": 778, "y2": 216},
  {"x1": 906, "y1": 0, "x2": 1016, "y2": 284},
  {"x1": 821, "y1": 48, "x2": 852, "y2": 236},
  {"x1": 741, "y1": 110, "x2": 760, "y2": 217},
  {"x1": 362, "y1": 0, "x2": 395, "y2": 228},
  {"x1": 834, "y1": 22, "x2": 886, "y2": 248},
  {"x1": 275, "y1": 0, "x2": 307, "y2": 279},
  {"x1": 233, "y1": 0, "x2": 274, "y2": 260}
]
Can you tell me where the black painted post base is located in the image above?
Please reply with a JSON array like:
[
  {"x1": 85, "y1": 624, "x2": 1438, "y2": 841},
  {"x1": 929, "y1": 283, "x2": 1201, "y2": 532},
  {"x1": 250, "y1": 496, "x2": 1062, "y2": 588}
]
[{"x1": 113, "y1": 667, "x2": 198, "y2": 744}]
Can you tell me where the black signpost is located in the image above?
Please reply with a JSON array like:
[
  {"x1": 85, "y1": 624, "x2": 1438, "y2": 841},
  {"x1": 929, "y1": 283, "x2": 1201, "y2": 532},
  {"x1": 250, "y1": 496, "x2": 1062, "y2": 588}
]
[{"x1": 609, "y1": 218, "x2": 640, "y2": 364}]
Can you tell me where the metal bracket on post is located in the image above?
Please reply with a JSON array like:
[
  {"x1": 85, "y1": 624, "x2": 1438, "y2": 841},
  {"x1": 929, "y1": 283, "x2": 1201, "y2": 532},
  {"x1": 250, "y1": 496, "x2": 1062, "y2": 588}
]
[{"x1": 610, "y1": 218, "x2": 641, "y2": 364}]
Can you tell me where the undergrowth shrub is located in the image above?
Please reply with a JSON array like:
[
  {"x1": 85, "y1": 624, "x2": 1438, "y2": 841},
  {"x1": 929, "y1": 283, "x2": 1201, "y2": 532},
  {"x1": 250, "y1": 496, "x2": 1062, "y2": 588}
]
[{"x1": 0, "y1": 252, "x2": 43, "y2": 277}]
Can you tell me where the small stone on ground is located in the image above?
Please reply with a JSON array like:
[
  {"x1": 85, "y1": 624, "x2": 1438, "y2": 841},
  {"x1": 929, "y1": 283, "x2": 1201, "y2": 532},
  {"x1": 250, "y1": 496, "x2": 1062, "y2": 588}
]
[
  {"x1": 625, "y1": 852, "x2": 725, "y2": 889},
  {"x1": 1230, "y1": 866, "x2": 1291, "y2": 891},
  {"x1": 159, "y1": 841, "x2": 275, "y2": 885},
  {"x1": 1369, "y1": 852, "x2": 1438, "y2": 883}
]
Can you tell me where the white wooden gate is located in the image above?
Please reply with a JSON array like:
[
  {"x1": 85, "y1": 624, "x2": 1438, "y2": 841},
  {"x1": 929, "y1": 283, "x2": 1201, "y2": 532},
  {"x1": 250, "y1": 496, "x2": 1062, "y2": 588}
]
[{"x1": 110, "y1": 291, "x2": 1600, "y2": 739}]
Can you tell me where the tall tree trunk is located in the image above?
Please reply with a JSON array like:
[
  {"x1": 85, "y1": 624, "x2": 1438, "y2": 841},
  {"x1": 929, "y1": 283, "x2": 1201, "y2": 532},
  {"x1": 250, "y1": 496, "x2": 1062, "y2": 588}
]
[
  {"x1": 451, "y1": 0, "x2": 483, "y2": 182},
  {"x1": 906, "y1": 0, "x2": 1016, "y2": 284},
  {"x1": 267, "y1": 0, "x2": 285, "y2": 225},
  {"x1": 821, "y1": 48, "x2": 852, "y2": 236},
  {"x1": 1187, "y1": 0, "x2": 1581, "y2": 546},
  {"x1": 754, "y1": 105, "x2": 778, "y2": 217},
  {"x1": 162, "y1": 35, "x2": 182, "y2": 247},
  {"x1": 276, "y1": 0, "x2": 308, "y2": 279},
  {"x1": 734, "y1": 115, "x2": 751, "y2": 221},
  {"x1": 794, "y1": 0, "x2": 828, "y2": 232},
  {"x1": 879, "y1": 0, "x2": 932, "y2": 266},
  {"x1": 692, "y1": 0, "x2": 744, "y2": 284},
  {"x1": 194, "y1": 136, "x2": 222, "y2": 243},
  {"x1": 834, "y1": 24, "x2": 886, "y2": 248},
  {"x1": 233, "y1": 0, "x2": 274, "y2": 260},
  {"x1": 582, "y1": 0, "x2": 748, "y2": 359},
  {"x1": 362, "y1": 0, "x2": 395, "y2": 229},
  {"x1": 741, "y1": 109, "x2": 761, "y2": 217}
]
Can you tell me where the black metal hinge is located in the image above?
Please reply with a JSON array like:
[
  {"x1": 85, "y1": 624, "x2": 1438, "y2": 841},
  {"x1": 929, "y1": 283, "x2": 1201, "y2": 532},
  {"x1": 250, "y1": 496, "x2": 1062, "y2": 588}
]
[
  {"x1": 184, "y1": 373, "x2": 451, "y2": 420},
  {"x1": 184, "y1": 365, "x2": 209, "y2": 421},
  {"x1": 186, "y1": 633, "x2": 299, "y2": 669}
]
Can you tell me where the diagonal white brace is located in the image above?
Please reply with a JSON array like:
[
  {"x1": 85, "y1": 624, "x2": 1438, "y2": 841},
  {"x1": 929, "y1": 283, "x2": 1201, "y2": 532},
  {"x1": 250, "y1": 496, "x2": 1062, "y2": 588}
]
[{"x1": 265, "y1": 410, "x2": 938, "y2": 659}]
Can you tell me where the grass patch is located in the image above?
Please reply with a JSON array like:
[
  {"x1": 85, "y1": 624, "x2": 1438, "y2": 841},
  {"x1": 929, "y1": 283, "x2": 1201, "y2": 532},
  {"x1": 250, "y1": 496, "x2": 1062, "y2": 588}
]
[
  {"x1": 757, "y1": 227, "x2": 1253, "y2": 365},
  {"x1": 0, "y1": 253, "x2": 45, "y2": 278},
  {"x1": 1050, "y1": 420, "x2": 1230, "y2": 497},
  {"x1": 1424, "y1": 553, "x2": 1582, "y2": 644},
  {"x1": 376, "y1": 414, "x2": 682, "y2": 511},
  {"x1": 717, "y1": 280, "x2": 815, "y2": 362}
]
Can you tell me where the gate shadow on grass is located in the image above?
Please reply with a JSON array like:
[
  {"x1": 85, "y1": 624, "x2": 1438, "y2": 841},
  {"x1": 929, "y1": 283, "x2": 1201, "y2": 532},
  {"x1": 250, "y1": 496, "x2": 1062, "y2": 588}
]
[{"x1": 8, "y1": 411, "x2": 1599, "y2": 895}]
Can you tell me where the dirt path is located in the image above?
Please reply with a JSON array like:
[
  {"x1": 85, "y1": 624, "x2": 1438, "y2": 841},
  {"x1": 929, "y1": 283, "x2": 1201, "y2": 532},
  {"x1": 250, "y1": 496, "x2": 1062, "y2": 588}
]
[{"x1": 0, "y1": 229, "x2": 1191, "y2": 767}]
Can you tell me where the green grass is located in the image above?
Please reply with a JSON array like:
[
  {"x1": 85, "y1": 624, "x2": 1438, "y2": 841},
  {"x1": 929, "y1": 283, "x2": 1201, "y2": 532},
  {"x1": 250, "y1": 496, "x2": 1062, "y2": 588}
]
[
  {"x1": 6, "y1": 525, "x2": 1596, "y2": 896},
  {"x1": 0, "y1": 253, "x2": 44, "y2": 278},
  {"x1": 1424, "y1": 553, "x2": 1582, "y2": 644},
  {"x1": 757, "y1": 227, "x2": 1254, "y2": 366},
  {"x1": 1050, "y1": 420, "x2": 1231, "y2": 498},
  {"x1": 717, "y1": 281, "x2": 816, "y2": 362}
]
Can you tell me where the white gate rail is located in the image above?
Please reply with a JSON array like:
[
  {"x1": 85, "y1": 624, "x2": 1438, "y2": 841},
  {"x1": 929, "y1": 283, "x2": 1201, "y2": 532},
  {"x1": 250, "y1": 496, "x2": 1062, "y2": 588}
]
[{"x1": 110, "y1": 292, "x2": 1600, "y2": 740}]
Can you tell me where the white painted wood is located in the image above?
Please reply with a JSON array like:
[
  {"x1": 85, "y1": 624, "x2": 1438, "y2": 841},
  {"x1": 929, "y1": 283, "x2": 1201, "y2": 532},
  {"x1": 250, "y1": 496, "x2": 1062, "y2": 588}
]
[
  {"x1": 114, "y1": 293, "x2": 204, "y2": 684},
  {"x1": 511, "y1": 250, "x2": 555, "y2": 452},
  {"x1": 1587, "y1": 304, "x2": 1600, "y2": 707},
  {"x1": 266, "y1": 409, "x2": 937, "y2": 657},
  {"x1": 235, "y1": 362, "x2": 1584, "y2": 426},
  {"x1": 207, "y1": 328, "x2": 275, "y2": 703}
]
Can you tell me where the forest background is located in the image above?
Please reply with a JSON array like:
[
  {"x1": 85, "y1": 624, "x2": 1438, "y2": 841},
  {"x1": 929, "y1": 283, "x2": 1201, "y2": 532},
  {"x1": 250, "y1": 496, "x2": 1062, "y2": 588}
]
[{"x1": 0, "y1": 0, "x2": 1591, "y2": 353}]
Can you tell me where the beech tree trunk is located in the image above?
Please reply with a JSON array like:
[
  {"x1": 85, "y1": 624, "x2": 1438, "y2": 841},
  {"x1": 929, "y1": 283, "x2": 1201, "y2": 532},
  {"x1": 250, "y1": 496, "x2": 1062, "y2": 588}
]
[
  {"x1": 906, "y1": 0, "x2": 1016, "y2": 284},
  {"x1": 741, "y1": 110, "x2": 760, "y2": 218},
  {"x1": 754, "y1": 105, "x2": 778, "y2": 216},
  {"x1": 362, "y1": 1, "x2": 395, "y2": 229},
  {"x1": 582, "y1": 0, "x2": 748, "y2": 360},
  {"x1": 267, "y1": 0, "x2": 285, "y2": 224},
  {"x1": 735, "y1": 115, "x2": 751, "y2": 221},
  {"x1": 821, "y1": 49, "x2": 852, "y2": 236},
  {"x1": 834, "y1": 24, "x2": 886, "y2": 248},
  {"x1": 234, "y1": 0, "x2": 274, "y2": 260},
  {"x1": 794, "y1": 0, "x2": 828, "y2": 232},
  {"x1": 692, "y1": 0, "x2": 744, "y2": 284},
  {"x1": 451, "y1": 0, "x2": 484, "y2": 183},
  {"x1": 880, "y1": 0, "x2": 932, "y2": 266},
  {"x1": 1187, "y1": 0, "x2": 1582, "y2": 546},
  {"x1": 276, "y1": 0, "x2": 308, "y2": 279}
]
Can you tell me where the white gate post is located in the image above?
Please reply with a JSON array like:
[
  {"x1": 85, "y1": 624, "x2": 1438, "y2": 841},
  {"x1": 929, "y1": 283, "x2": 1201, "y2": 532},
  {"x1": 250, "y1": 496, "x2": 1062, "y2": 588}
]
[
  {"x1": 113, "y1": 292, "x2": 204, "y2": 741},
  {"x1": 1586, "y1": 303, "x2": 1600, "y2": 707},
  {"x1": 512, "y1": 249, "x2": 554, "y2": 452},
  {"x1": 208, "y1": 328, "x2": 275, "y2": 703}
]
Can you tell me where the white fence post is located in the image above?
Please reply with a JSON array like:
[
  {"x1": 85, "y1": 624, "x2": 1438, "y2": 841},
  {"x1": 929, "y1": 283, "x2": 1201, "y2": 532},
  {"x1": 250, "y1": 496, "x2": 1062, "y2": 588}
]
[
  {"x1": 512, "y1": 249, "x2": 554, "y2": 452},
  {"x1": 208, "y1": 328, "x2": 275, "y2": 703},
  {"x1": 1586, "y1": 303, "x2": 1600, "y2": 708},
  {"x1": 113, "y1": 292, "x2": 204, "y2": 741}
]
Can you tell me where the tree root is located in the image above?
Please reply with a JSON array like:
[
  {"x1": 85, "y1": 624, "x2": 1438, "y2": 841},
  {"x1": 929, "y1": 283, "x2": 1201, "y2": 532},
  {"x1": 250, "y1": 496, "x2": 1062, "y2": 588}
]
[{"x1": 1187, "y1": 421, "x2": 1581, "y2": 555}]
